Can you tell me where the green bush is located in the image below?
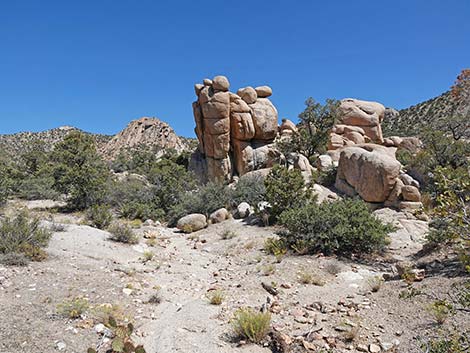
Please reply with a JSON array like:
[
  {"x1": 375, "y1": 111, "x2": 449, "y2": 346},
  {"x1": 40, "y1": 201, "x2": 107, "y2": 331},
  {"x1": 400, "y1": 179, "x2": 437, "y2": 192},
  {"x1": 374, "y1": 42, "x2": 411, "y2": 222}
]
[
  {"x1": 17, "y1": 175, "x2": 60, "y2": 200},
  {"x1": 108, "y1": 222, "x2": 138, "y2": 244},
  {"x1": 168, "y1": 182, "x2": 230, "y2": 226},
  {"x1": 119, "y1": 201, "x2": 164, "y2": 222},
  {"x1": 87, "y1": 205, "x2": 113, "y2": 230},
  {"x1": 265, "y1": 165, "x2": 311, "y2": 221},
  {"x1": 229, "y1": 174, "x2": 266, "y2": 207},
  {"x1": 0, "y1": 212, "x2": 52, "y2": 263},
  {"x1": 279, "y1": 199, "x2": 393, "y2": 255},
  {"x1": 51, "y1": 131, "x2": 110, "y2": 210}
]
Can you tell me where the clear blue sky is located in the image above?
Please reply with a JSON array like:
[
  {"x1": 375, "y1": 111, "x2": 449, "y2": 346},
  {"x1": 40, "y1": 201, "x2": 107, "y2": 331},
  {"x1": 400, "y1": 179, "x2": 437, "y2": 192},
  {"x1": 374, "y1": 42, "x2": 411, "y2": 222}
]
[{"x1": 1, "y1": 0, "x2": 469, "y2": 137}]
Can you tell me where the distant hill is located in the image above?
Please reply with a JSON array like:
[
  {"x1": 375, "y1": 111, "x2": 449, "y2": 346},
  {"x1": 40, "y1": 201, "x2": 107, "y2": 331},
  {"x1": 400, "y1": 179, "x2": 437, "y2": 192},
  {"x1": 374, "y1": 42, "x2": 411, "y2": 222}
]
[
  {"x1": 100, "y1": 117, "x2": 193, "y2": 159},
  {"x1": 383, "y1": 91, "x2": 468, "y2": 138},
  {"x1": 0, "y1": 126, "x2": 112, "y2": 159},
  {"x1": 0, "y1": 117, "x2": 196, "y2": 161}
]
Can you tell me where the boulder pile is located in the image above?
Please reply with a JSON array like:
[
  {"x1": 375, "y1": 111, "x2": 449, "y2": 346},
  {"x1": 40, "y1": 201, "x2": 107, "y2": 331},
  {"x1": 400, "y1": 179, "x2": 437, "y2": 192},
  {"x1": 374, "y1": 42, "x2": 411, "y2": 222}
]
[
  {"x1": 322, "y1": 98, "x2": 423, "y2": 208},
  {"x1": 190, "y1": 75, "x2": 296, "y2": 183}
]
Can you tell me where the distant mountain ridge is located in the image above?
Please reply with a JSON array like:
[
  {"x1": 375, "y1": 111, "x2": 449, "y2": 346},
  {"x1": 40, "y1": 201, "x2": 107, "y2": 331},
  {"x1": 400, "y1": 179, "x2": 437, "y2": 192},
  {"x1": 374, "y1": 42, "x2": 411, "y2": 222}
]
[{"x1": 0, "y1": 117, "x2": 194, "y2": 160}]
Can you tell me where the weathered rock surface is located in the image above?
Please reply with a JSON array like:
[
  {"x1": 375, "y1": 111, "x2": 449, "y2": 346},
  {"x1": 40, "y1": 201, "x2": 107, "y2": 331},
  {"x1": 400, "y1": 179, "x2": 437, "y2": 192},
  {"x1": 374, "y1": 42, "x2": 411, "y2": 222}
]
[
  {"x1": 209, "y1": 208, "x2": 230, "y2": 224},
  {"x1": 102, "y1": 117, "x2": 187, "y2": 160},
  {"x1": 190, "y1": 76, "x2": 294, "y2": 183},
  {"x1": 176, "y1": 214, "x2": 207, "y2": 233},
  {"x1": 336, "y1": 144, "x2": 401, "y2": 203}
]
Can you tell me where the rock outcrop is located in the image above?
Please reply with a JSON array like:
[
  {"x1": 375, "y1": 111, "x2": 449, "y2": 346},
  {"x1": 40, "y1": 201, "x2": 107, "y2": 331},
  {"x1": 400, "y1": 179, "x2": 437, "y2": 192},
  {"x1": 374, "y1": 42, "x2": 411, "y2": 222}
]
[
  {"x1": 102, "y1": 117, "x2": 188, "y2": 160},
  {"x1": 190, "y1": 76, "x2": 287, "y2": 183},
  {"x1": 324, "y1": 98, "x2": 423, "y2": 207}
]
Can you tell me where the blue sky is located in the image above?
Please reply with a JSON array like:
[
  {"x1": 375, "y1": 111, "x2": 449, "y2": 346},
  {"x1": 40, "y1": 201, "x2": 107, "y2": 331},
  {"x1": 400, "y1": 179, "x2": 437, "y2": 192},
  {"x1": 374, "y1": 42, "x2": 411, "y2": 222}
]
[{"x1": 1, "y1": 0, "x2": 469, "y2": 137}]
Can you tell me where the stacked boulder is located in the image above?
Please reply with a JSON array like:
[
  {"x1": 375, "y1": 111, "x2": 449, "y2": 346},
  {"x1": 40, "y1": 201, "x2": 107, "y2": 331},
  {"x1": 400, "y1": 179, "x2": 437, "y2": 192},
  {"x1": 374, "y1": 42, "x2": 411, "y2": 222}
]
[
  {"x1": 324, "y1": 98, "x2": 423, "y2": 209},
  {"x1": 191, "y1": 76, "x2": 288, "y2": 183}
]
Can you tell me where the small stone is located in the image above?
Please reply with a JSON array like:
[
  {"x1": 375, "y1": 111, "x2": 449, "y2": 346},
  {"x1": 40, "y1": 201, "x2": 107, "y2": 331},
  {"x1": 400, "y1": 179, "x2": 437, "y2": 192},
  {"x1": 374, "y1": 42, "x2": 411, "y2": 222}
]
[
  {"x1": 369, "y1": 343, "x2": 381, "y2": 352},
  {"x1": 123, "y1": 288, "x2": 133, "y2": 296},
  {"x1": 94, "y1": 323, "x2": 106, "y2": 334},
  {"x1": 357, "y1": 344, "x2": 368, "y2": 352},
  {"x1": 56, "y1": 342, "x2": 66, "y2": 351}
]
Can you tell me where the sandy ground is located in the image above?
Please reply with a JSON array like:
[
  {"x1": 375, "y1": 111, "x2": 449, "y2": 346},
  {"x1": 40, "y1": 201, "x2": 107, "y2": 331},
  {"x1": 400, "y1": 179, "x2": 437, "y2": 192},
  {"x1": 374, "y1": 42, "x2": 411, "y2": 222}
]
[{"x1": 0, "y1": 201, "x2": 468, "y2": 353}]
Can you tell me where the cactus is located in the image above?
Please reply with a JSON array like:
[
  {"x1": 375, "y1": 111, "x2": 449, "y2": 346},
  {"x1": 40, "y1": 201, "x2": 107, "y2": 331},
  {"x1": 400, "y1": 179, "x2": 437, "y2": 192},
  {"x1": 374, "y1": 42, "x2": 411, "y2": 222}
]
[{"x1": 87, "y1": 316, "x2": 146, "y2": 353}]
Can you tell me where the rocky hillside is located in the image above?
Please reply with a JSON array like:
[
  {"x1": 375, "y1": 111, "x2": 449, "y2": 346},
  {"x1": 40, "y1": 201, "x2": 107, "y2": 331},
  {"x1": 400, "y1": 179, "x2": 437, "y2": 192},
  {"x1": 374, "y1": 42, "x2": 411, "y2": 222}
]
[
  {"x1": 0, "y1": 117, "x2": 194, "y2": 161},
  {"x1": 382, "y1": 91, "x2": 464, "y2": 137},
  {"x1": 100, "y1": 117, "x2": 190, "y2": 159},
  {"x1": 0, "y1": 126, "x2": 112, "y2": 158}
]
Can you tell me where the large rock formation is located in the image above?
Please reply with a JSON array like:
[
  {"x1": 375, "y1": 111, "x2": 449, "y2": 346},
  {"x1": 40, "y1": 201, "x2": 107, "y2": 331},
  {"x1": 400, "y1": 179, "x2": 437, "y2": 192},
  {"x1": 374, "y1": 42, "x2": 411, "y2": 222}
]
[
  {"x1": 325, "y1": 98, "x2": 423, "y2": 208},
  {"x1": 328, "y1": 98, "x2": 385, "y2": 153},
  {"x1": 190, "y1": 75, "x2": 286, "y2": 183}
]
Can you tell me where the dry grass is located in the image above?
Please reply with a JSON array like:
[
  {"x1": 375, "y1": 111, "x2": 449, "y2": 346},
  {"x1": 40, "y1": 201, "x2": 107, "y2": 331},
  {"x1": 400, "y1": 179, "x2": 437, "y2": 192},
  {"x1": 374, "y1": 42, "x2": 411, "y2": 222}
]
[{"x1": 232, "y1": 307, "x2": 271, "y2": 343}]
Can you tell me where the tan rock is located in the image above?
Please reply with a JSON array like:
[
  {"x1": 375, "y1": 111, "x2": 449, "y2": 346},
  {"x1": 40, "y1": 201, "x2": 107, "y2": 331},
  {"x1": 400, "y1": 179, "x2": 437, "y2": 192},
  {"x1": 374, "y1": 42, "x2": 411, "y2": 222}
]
[
  {"x1": 194, "y1": 83, "x2": 204, "y2": 96},
  {"x1": 177, "y1": 214, "x2": 207, "y2": 233},
  {"x1": 232, "y1": 139, "x2": 254, "y2": 176},
  {"x1": 212, "y1": 75, "x2": 230, "y2": 91},
  {"x1": 230, "y1": 112, "x2": 255, "y2": 141},
  {"x1": 203, "y1": 78, "x2": 212, "y2": 86},
  {"x1": 279, "y1": 118, "x2": 297, "y2": 134},
  {"x1": 237, "y1": 86, "x2": 257, "y2": 104},
  {"x1": 250, "y1": 98, "x2": 278, "y2": 141},
  {"x1": 209, "y1": 208, "x2": 229, "y2": 224},
  {"x1": 344, "y1": 130, "x2": 365, "y2": 144},
  {"x1": 335, "y1": 144, "x2": 401, "y2": 202},
  {"x1": 402, "y1": 185, "x2": 421, "y2": 202},
  {"x1": 255, "y1": 85, "x2": 272, "y2": 98}
]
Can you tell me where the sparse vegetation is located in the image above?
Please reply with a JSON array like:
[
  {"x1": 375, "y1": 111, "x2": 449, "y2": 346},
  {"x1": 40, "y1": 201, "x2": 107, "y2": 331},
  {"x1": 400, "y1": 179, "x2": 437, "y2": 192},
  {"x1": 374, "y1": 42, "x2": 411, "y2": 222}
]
[
  {"x1": 220, "y1": 229, "x2": 237, "y2": 240},
  {"x1": 108, "y1": 222, "x2": 138, "y2": 244},
  {"x1": 428, "y1": 300, "x2": 454, "y2": 325},
  {"x1": 88, "y1": 316, "x2": 146, "y2": 353},
  {"x1": 367, "y1": 275, "x2": 385, "y2": 292},
  {"x1": 263, "y1": 237, "x2": 288, "y2": 257},
  {"x1": 87, "y1": 204, "x2": 113, "y2": 230},
  {"x1": 57, "y1": 297, "x2": 90, "y2": 319},
  {"x1": 298, "y1": 269, "x2": 325, "y2": 286},
  {"x1": 0, "y1": 211, "x2": 52, "y2": 263},
  {"x1": 207, "y1": 289, "x2": 225, "y2": 305},
  {"x1": 232, "y1": 307, "x2": 271, "y2": 344}
]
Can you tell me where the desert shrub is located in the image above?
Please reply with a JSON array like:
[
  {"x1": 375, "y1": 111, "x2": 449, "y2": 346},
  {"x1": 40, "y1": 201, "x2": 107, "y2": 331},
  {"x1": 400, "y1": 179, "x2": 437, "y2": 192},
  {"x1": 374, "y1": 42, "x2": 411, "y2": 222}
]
[
  {"x1": 0, "y1": 154, "x2": 16, "y2": 205},
  {"x1": 168, "y1": 182, "x2": 230, "y2": 226},
  {"x1": 313, "y1": 166, "x2": 337, "y2": 187},
  {"x1": 87, "y1": 204, "x2": 113, "y2": 230},
  {"x1": 422, "y1": 333, "x2": 470, "y2": 353},
  {"x1": 263, "y1": 237, "x2": 287, "y2": 257},
  {"x1": 232, "y1": 307, "x2": 271, "y2": 344},
  {"x1": 108, "y1": 222, "x2": 138, "y2": 244},
  {"x1": 51, "y1": 131, "x2": 110, "y2": 210},
  {"x1": 119, "y1": 201, "x2": 164, "y2": 222},
  {"x1": 57, "y1": 297, "x2": 89, "y2": 319},
  {"x1": 0, "y1": 212, "x2": 52, "y2": 262},
  {"x1": 428, "y1": 300, "x2": 454, "y2": 325},
  {"x1": 17, "y1": 175, "x2": 60, "y2": 200},
  {"x1": 264, "y1": 165, "x2": 312, "y2": 222},
  {"x1": 207, "y1": 290, "x2": 225, "y2": 305},
  {"x1": 220, "y1": 229, "x2": 237, "y2": 240},
  {"x1": 298, "y1": 269, "x2": 325, "y2": 286},
  {"x1": 278, "y1": 199, "x2": 393, "y2": 256},
  {"x1": 367, "y1": 275, "x2": 384, "y2": 292},
  {"x1": 229, "y1": 174, "x2": 266, "y2": 207}
]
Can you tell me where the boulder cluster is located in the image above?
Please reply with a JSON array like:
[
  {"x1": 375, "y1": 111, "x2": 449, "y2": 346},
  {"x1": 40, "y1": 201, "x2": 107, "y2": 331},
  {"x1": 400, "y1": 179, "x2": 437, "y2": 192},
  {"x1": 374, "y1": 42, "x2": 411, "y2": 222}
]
[
  {"x1": 321, "y1": 98, "x2": 423, "y2": 209},
  {"x1": 190, "y1": 75, "x2": 296, "y2": 183}
]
